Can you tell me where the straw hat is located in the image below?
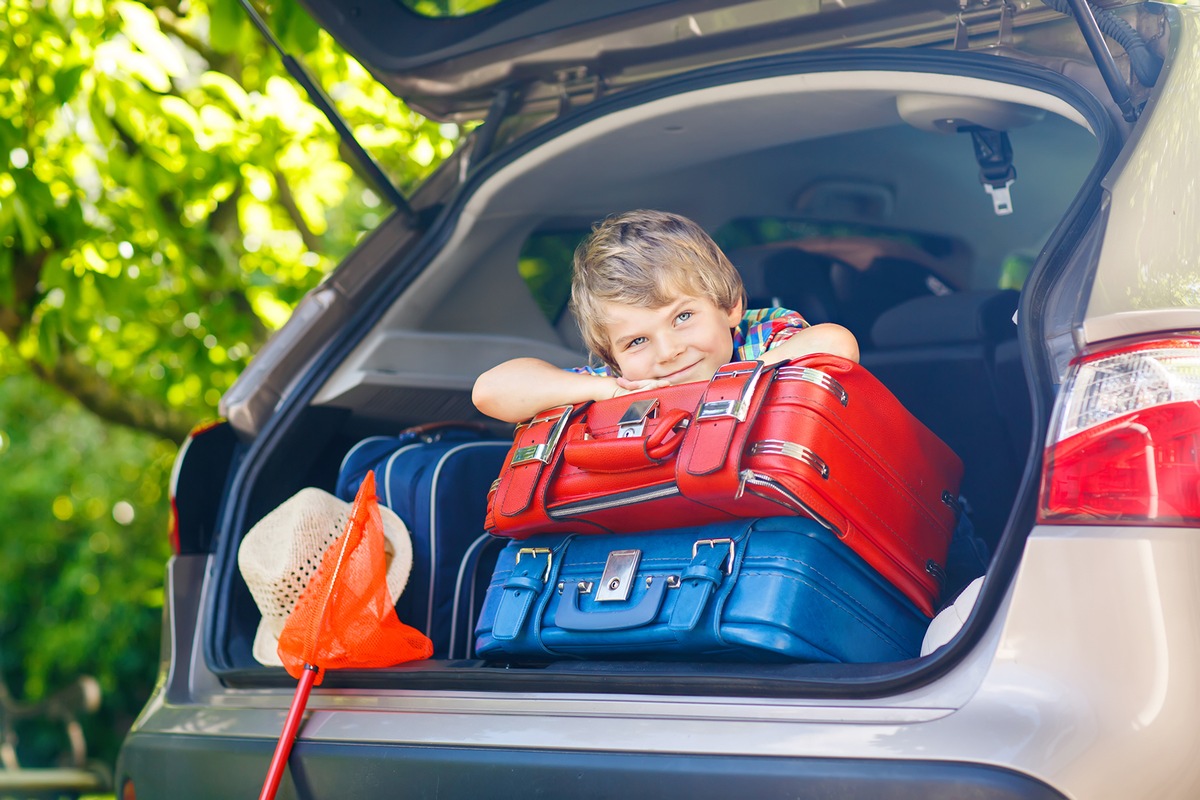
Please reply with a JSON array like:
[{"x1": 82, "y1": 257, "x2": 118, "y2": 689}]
[{"x1": 238, "y1": 487, "x2": 413, "y2": 666}]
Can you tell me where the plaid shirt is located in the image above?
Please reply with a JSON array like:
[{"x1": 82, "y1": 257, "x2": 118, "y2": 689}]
[{"x1": 573, "y1": 307, "x2": 808, "y2": 376}]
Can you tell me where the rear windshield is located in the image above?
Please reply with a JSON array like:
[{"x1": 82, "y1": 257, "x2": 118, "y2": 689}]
[
  {"x1": 397, "y1": 0, "x2": 504, "y2": 17},
  {"x1": 518, "y1": 219, "x2": 979, "y2": 328}
]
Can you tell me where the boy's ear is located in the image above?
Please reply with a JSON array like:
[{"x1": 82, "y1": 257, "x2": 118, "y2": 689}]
[{"x1": 725, "y1": 297, "x2": 745, "y2": 327}]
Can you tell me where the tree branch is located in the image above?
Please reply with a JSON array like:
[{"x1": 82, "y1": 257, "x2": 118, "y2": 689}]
[
  {"x1": 0, "y1": 250, "x2": 43, "y2": 343},
  {"x1": 2, "y1": 253, "x2": 199, "y2": 444},
  {"x1": 28, "y1": 351, "x2": 201, "y2": 444},
  {"x1": 152, "y1": 9, "x2": 217, "y2": 66},
  {"x1": 272, "y1": 169, "x2": 323, "y2": 253}
]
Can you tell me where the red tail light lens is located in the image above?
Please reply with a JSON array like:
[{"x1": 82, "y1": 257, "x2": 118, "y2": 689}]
[{"x1": 1039, "y1": 337, "x2": 1200, "y2": 524}]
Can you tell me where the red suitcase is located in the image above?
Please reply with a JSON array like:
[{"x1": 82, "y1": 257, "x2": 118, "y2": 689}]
[{"x1": 485, "y1": 355, "x2": 963, "y2": 615}]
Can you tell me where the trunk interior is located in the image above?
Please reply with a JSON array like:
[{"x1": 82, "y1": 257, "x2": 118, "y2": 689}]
[{"x1": 209, "y1": 48, "x2": 1122, "y2": 695}]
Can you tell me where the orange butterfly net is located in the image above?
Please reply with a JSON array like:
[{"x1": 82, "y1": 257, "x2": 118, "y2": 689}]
[
  {"x1": 262, "y1": 471, "x2": 431, "y2": 800},
  {"x1": 277, "y1": 470, "x2": 433, "y2": 681}
]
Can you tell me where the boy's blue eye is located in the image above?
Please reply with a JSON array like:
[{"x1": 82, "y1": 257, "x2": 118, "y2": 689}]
[
  {"x1": 627, "y1": 336, "x2": 647, "y2": 349},
  {"x1": 676, "y1": 311, "x2": 693, "y2": 324}
]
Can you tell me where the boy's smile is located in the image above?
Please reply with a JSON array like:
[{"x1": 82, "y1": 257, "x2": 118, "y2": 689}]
[{"x1": 601, "y1": 295, "x2": 743, "y2": 385}]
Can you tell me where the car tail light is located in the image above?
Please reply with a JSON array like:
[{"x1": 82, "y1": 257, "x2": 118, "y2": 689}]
[
  {"x1": 170, "y1": 419, "x2": 232, "y2": 556},
  {"x1": 1039, "y1": 337, "x2": 1200, "y2": 524}
]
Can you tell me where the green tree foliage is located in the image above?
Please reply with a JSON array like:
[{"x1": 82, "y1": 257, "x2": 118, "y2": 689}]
[
  {"x1": 0, "y1": 0, "x2": 460, "y2": 769},
  {"x1": 0, "y1": 351, "x2": 174, "y2": 776}
]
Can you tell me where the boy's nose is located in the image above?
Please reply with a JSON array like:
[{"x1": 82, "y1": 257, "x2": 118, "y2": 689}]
[{"x1": 656, "y1": 334, "x2": 685, "y2": 362}]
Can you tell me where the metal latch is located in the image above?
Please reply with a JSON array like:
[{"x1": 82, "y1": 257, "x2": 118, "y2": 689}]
[
  {"x1": 696, "y1": 362, "x2": 764, "y2": 422},
  {"x1": 617, "y1": 399, "x2": 658, "y2": 438},
  {"x1": 596, "y1": 549, "x2": 641, "y2": 602},
  {"x1": 511, "y1": 405, "x2": 573, "y2": 465}
]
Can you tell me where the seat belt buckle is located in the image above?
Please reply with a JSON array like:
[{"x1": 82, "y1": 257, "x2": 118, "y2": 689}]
[{"x1": 984, "y1": 179, "x2": 1014, "y2": 216}]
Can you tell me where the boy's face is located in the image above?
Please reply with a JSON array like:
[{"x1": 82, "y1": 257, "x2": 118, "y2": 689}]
[{"x1": 600, "y1": 294, "x2": 743, "y2": 384}]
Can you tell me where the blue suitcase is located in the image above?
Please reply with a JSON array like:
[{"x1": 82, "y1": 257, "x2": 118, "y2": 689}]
[
  {"x1": 475, "y1": 516, "x2": 928, "y2": 663},
  {"x1": 448, "y1": 533, "x2": 507, "y2": 659},
  {"x1": 337, "y1": 425, "x2": 510, "y2": 658}
]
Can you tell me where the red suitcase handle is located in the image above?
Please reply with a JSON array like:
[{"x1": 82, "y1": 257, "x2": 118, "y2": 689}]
[{"x1": 562, "y1": 409, "x2": 690, "y2": 472}]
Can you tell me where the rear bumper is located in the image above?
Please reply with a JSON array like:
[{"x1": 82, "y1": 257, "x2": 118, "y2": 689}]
[
  {"x1": 122, "y1": 526, "x2": 1200, "y2": 799},
  {"x1": 117, "y1": 732, "x2": 1066, "y2": 800}
]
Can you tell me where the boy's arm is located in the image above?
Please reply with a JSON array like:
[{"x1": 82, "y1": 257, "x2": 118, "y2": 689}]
[
  {"x1": 473, "y1": 358, "x2": 663, "y2": 423},
  {"x1": 757, "y1": 322, "x2": 860, "y2": 366}
]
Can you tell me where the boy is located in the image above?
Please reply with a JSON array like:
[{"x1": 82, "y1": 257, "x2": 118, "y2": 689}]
[{"x1": 473, "y1": 210, "x2": 859, "y2": 423}]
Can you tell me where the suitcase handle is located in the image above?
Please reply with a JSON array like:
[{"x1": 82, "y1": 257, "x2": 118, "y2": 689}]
[
  {"x1": 561, "y1": 409, "x2": 689, "y2": 472},
  {"x1": 554, "y1": 578, "x2": 668, "y2": 631}
]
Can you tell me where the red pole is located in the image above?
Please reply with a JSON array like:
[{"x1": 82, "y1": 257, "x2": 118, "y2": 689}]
[{"x1": 259, "y1": 664, "x2": 319, "y2": 800}]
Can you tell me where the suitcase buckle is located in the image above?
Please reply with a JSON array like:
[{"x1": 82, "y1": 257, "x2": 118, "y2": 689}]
[
  {"x1": 617, "y1": 399, "x2": 659, "y2": 438},
  {"x1": 515, "y1": 547, "x2": 553, "y2": 582},
  {"x1": 511, "y1": 406, "x2": 573, "y2": 465},
  {"x1": 596, "y1": 549, "x2": 642, "y2": 602},
  {"x1": 697, "y1": 361, "x2": 764, "y2": 422},
  {"x1": 692, "y1": 538, "x2": 736, "y2": 574}
]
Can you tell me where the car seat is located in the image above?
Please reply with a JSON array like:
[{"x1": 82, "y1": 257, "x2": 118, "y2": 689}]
[
  {"x1": 747, "y1": 248, "x2": 842, "y2": 325},
  {"x1": 831, "y1": 256, "x2": 955, "y2": 346},
  {"x1": 860, "y1": 289, "x2": 1022, "y2": 549}
]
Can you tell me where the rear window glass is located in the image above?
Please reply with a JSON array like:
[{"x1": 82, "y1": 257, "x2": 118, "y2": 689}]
[
  {"x1": 519, "y1": 230, "x2": 585, "y2": 325},
  {"x1": 398, "y1": 0, "x2": 503, "y2": 17},
  {"x1": 712, "y1": 217, "x2": 963, "y2": 260},
  {"x1": 517, "y1": 218, "x2": 977, "y2": 326}
]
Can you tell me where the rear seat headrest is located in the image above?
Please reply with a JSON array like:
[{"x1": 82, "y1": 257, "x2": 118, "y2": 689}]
[{"x1": 870, "y1": 290, "x2": 1019, "y2": 349}]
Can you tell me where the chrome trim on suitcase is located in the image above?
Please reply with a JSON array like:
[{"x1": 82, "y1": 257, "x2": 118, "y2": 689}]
[
  {"x1": 775, "y1": 365, "x2": 849, "y2": 406},
  {"x1": 597, "y1": 549, "x2": 642, "y2": 602},
  {"x1": 749, "y1": 440, "x2": 830, "y2": 479}
]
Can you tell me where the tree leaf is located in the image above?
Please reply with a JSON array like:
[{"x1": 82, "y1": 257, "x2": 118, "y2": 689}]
[
  {"x1": 279, "y1": 0, "x2": 321, "y2": 54},
  {"x1": 115, "y1": 1, "x2": 189, "y2": 79},
  {"x1": 53, "y1": 64, "x2": 87, "y2": 104},
  {"x1": 209, "y1": 0, "x2": 247, "y2": 55},
  {"x1": 9, "y1": 195, "x2": 45, "y2": 255}
]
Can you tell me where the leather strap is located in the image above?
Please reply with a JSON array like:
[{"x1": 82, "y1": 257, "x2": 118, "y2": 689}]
[
  {"x1": 668, "y1": 539, "x2": 735, "y2": 634},
  {"x1": 682, "y1": 361, "x2": 764, "y2": 477},
  {"x1": 491, "y1": 547, "x2": 554, "y2": 641},
  {"x1": 498, "y1": 405, "x2": 573, "y2": 518}
]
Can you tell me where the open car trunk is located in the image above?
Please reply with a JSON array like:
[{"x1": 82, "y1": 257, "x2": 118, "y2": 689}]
[{"x1": 207, "y1": 43, "x2": 1121, "y2": 696}]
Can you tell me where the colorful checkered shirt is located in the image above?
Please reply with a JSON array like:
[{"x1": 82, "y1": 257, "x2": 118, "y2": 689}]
[{"x1": 572, "y1": 307, "x2": 808, "y2": 376}]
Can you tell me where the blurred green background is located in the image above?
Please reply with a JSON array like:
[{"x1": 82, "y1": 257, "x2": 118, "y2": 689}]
[{"x1": 0, "y1": 0, "x2": 461, "y2": 788}]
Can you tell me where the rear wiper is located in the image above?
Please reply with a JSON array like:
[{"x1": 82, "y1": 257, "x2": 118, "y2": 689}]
[
  {"x1": 237, "y1": 0, "x2": 418, "y2": 227},
  {"x1": 1043, "y1": 0, "x2": 1163, "y2": 123}
]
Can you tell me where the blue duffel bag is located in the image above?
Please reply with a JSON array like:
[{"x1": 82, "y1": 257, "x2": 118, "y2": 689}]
[{"x1": 475, "y1": 515, "x2": 929, "y2": 663}]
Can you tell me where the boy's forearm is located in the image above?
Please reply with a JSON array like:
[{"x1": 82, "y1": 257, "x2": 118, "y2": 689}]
[
  {"x1": 760, "y1": 323, "x2": 860, "y2": 365},
  {"x1": 473, "y1": 357, "x2": 618, "y2": 423}
]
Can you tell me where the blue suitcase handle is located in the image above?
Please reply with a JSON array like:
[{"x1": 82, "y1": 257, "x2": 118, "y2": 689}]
[{"x1": 554, "y1": 578, "x2": 668, "y2": 631}]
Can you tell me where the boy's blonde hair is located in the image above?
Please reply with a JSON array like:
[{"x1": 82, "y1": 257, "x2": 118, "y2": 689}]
[{"x1": 570, "y1": 210, "x2": 745, "y2": 371}]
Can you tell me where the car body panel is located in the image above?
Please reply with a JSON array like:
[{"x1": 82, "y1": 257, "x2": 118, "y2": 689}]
[
  {"x1": 296, "y1": 0, "x2": 1104, "y2": 121},
  {"x1": 1083, "y1": 8, "x2": 1200, "y2": 345}
]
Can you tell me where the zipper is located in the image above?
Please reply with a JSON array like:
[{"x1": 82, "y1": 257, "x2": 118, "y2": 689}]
[
  {"x1": 738, "y1": 471, "x2": 834, "y2": 532},
  {"x1": 548, "y1": 483, "x2": 681, "y2": 517}
]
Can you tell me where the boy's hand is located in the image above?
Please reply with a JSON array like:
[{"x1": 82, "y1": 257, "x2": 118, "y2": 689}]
[{"x1": 613, "y1": 376, "x2": 671, "y2": 397}]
